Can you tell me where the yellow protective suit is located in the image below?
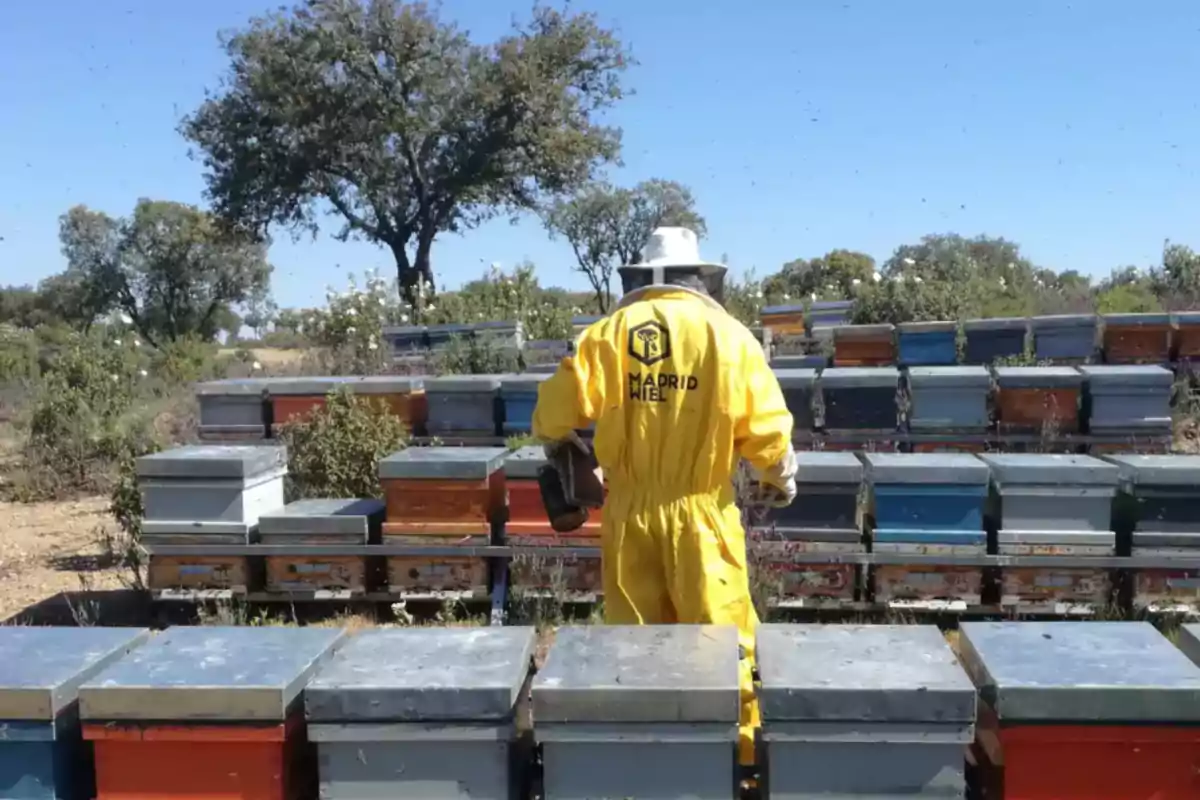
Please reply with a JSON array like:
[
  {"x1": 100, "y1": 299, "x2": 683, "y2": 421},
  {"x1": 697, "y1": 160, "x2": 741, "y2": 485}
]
[{"x1": 531, "y1": 286, "x2": 794, "y2": 766}]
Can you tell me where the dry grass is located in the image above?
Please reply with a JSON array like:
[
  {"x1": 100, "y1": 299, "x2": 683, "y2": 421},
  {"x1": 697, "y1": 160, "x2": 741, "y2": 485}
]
[{"x1": 218, "y1": 347, "x2": 307, "y2": 367}]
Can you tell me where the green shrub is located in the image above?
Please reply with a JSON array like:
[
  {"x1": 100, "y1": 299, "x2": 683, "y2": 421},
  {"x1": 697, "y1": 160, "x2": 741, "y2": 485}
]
[
  {"x1": 0, "y1": 325, "x2": 38, "y2": 383},
  {"x1": 432, "y1": 335, "x2": 520, "y2": 375},
  {"x1": 278, "y1": 387, "x2": 409, "y2": 500}
]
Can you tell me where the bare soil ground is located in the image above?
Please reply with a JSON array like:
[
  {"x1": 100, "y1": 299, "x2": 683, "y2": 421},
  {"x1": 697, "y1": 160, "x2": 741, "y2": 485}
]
[{"x1": 0, "y1": 496, "x2": 130, "y2": 623}]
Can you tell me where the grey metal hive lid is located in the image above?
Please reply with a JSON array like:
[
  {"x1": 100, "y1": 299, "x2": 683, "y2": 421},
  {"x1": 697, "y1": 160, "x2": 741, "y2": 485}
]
[
  {"x1": 136, "y1": 444, "x2": 287, "y2": 480},
  {"x1": 1030, "y1": 313, "x2": 1097, "y2": 329},
  {"x1": 378, "y1": 446, "x2": 509, "y2": 480},
  {"x1": 266, "y1": 376, "x2": 357, "y2": 396},
  {"x1": 820, "y1": 367, "x2": 901, "y2": 388},
  {"x1": 505, "y1": 446, "x2": 548, "y2": 479},
  {"x1": 499, "y1": 373, "x2": 551, "y2": 391},
  {"x1": 864, "y1": 453, "x2": 989, "y2": 485},
  {"x1": 773, "y1": 368, "x2": 818, "y2": 388},
  {"x1": 993, "y1": 366, "x2": 1084, "y2": 387},
  {"x1": 794, "y1": 451, "x2": 863, "y2": 484},
  {"x1": 1102, "y1": 455, "x2": 1200, "y2": 487},
  {"x1": 979, "y1": 453, "x2": 1119, "y2": 487},
  {"x1": 896, "y1": 320, "x2": 958, "y2": 334},
  {"x1": 1102, "y1": 312, "x2": 1172, "y2": 326},
  {"x1": 424, "y1": 374, "x2": 502, "y2": 392},
  {"x1": 906, "y1": 366, "x2": 991, "y2": 388},
  {"x1": 771, "y1": 355, "x2": 827, "y2": 369},
  {"x1": 962, "y1": 316, "x2": 1027, "y2": 331},
  {"x1": 958, "y1": 621, "x2": 1200, "y2": 723},
  {"x1": 194, "y1": 378, "x2": 273, "y2": 396},
  {"x1": 1078, "y1": 364, "x2": 1174, "y2": 387},
  {"x1": 305, "y1": 627, "x2": 535, "y2": 723},
  {"x1": 833, "y1": 323, "x2": 895, "y2": 338},
  {"x1": 427, "y1": 322, "x2": 472, "y2": 334},
  {"x1": 1176, "y1": 625, "x2": 1200, "y2": 670},
  {"x1": 1175, "y1": 311, "x2": 1200, "y2": 324},
  {"x1": 256, "y1": 498, "x2": 385, "y2": 537},
  {"x1": 473, "y1": 320, "x2": 519, "y2": 331},
  {"x1": 0, "y1": 627, "x2": 152, "y2": 721},
  {"x1": 353, "y1": 375, "x2": 425, "y2": 393},
  {"x1": 78, "y1": 626, "x2": 346, "y2": 723},
  {"x1": 757, "y1": 625, "x2": 975, "y2": 723},
  {"x1": 532, "y1": 625, "x2": 740, "y2": 724}
]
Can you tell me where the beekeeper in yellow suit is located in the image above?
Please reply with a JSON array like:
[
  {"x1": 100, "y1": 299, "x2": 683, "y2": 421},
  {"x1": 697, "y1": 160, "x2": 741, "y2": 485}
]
[{"x1": 532, "y1": 227, "x2": 797, "y2": 767}]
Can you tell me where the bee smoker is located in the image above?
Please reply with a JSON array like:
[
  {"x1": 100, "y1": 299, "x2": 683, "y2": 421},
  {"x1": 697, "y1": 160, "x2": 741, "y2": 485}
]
[{"x1": 536, "y1": 439, "x2": 605, "y2": 533}]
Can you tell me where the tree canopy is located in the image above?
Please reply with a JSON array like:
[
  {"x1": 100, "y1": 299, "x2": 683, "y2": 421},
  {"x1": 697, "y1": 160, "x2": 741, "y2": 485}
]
[{"x1": 182, "y1": 0, "x2": 631, "y2": 299}]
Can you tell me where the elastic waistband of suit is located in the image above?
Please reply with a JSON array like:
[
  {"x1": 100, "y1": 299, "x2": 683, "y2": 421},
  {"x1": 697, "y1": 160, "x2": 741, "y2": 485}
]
[{"x1": 604, "y1": 482, "x2": 731, "y2": 506}]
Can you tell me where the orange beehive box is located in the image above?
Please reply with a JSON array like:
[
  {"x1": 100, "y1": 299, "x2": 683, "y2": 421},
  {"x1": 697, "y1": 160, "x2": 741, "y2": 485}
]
[
  {"x1": 994, "y1": 366, "x2": 1083, "y2": 432},
  {"x1": 961, "y1": 621, "x2": 1200, "y2": 800},
  {"x1": 77, "y1": 626, "x2": 345, "y2": 800},
  {"x1": 761, "y1": 304, "x2": 806, "y2": 337},
  {"x1": 1101, "y1": 313, "x2": 1172, "y2": 364},
  {"x1": 269, "y1": 376, "x2": 427, "y2": 433},
  {"x1": 502, "y1": 445, "x2": 605, "y2": 538},
  {"x1": 378, "y1": 447, "x2": 509, "y2": 537},
  {"x1": 832, "y1": 324, "x2": 896, "y2": 366},
  {"x1": 1175, "y1": 312, "x2": 1200, "y2": 360}
]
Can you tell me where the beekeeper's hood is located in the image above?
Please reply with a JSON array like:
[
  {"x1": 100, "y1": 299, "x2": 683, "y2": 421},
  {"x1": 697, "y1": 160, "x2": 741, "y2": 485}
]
[{"x1": 616, "y1": 227, "x2": 728, "y2": 312}]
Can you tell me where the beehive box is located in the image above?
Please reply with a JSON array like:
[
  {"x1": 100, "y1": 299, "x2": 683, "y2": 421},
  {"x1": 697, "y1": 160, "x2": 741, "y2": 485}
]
[
  {"x1": 962, "y1": 621, "x2": 1200, "y2": 800},
  {"x1": 980, "y1": 454, "x2": 1119, "y2": 608},
  {"x1": 1175, "y1": 311, "x2": 1200, "y2": 360},
  {"x1": 906, "y1": 366, "x2": 991, "y2": 432},
  {"x1": 1105, "y1": 455, "x2": 1200, "y2": 609},
  {"x1": 381, "y1": 323, "x2": 428, "y2": 354},
  {"x1": 832, "y1": 324, "x2": 896, "y2": 366},
  {"x1": 424, "y1": 375, "x2": 501, "y2": 437},
  {"x1": 1031, "y1": 314, "x2": 1098, "y2": 362},
  {"x1": 1079, "y1": 365, "x2": 1173, "y2": 433},
  {"x1": 499, "y1": 373, "x2": 550, "y2": 435},
  {"x1": 773, "y1": 368, "x2": 817, "y2": 432},
  {"x1": 523, "y1": 339, "x2": 572, "y2": 372},
  {"x1": 304, "y1": 627, "x2": 534, "y2": 800},
  {"x1": 473, "y1": 320, "x2": 524, "y2": 352},
  {"x1": 266, "y1": 376, "x2": 357, "y2": 427},
  {"x1": 752, "y1": 452, "x2": 863, "y2": 604},
  {"x1": 896, "y1": 320, "x2": 959, "y2": 366},
  {"x1": 770, "y1": 353, "x2": 827, "y2": 369},
  {"x1": 807, "y1": 300, "x2": 853, "y2": 330},
  {"x1": 256, "y1": 498, "x2": 385, "y2": 595},
  {"x1": 426, "y1": 322, "x2": 474, "y2": 349},
  {"x1": 760, "y1": 303, "x2": 806, "y2": 336},
  {"x1": 820, "y1": 367, "x2": 900, "y2": 430},
  {"x1": 865, "y1": 453, "x2": 988, "y2": 605},
  {"x1": 994, "y1": 366, "x2": 1083, "y2": 433},
  {"x1": 962, "y1": 317, "x2": 1027, "y2": 365},
  {"x1": 79, "y1": 626, "x2": 345, "y2": 800},
  {"x1": 534, "y1": 625, "x2": 740, "y2": 800},
  {"x1": 0, "y1": 627, "x2": 151, "y2": 800},
  {"x1": 269, "y1": 376, "x2": 427, "y2": 433},
  {"x1": 1101, "y1": 312, "x2": 1173, "y2": 364},
  {"x1": 195, "y1": 378, "x2": 271, "y2": 440},
  {"x1": 757, "y1": 625, "x2": 975, "y2": 798}
]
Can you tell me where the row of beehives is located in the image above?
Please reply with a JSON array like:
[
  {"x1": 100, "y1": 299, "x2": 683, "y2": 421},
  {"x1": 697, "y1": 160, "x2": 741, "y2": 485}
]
[
  {"x1": 9, "y1": 620, "x2": 1200, "y2": 800},
  {"x1": 754, "y1": 451, "x2": 1200, "y2": 611},
  {"x1": 763, "y1": 309, "x2": 1200, "y2": 367},
  {"x1": 194, "y1": 362, "x2": 1177, "y2": 445},
  {"x1": 139, "y1": 443, "x2": 602, "y2": 598}
]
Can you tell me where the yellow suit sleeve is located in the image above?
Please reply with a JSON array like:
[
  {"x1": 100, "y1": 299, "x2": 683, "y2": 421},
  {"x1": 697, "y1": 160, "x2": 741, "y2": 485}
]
[
  {"x1": 732, "y1": 331, "x2": 794, "y2": 473},
  {"x1": 531, "y1": 325, "x2": 613, "y2": 442}
]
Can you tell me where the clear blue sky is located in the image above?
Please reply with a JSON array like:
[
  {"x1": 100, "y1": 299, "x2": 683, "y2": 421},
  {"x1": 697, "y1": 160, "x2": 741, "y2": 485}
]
[{"x1": 3, "y1": 0, "x2": 1199, "y2": 308}]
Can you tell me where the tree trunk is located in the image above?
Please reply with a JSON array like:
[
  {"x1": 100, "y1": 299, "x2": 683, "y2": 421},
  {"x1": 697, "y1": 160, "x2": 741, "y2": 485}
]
[
  {"x1": 389, "y1": 236, "x2": 436, "y2": 307},
  {"x1": 413, "y1": 233, "x2": 436, "y2": 295}
]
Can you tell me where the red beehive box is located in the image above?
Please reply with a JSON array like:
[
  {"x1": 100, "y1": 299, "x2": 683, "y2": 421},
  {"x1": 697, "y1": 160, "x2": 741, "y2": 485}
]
[
  {"x1": 77, "y1": 626, "x2": 345, "y2": 800},
  {"x1": 1101, "y1": 313, "x2": 1173, "y2": 364},
  {"x1": 960, "y1": 621, "x2": 1200, "y2": 800},
  {"x1": 269, "y1": 376, "x2": 427, "y2": 434},
  {"x1": 994, "y1": 366, "x2": 1083, "y2": 433},
  {"x1": 832, "y1": 324, "x2": 896, "y2": 366}
]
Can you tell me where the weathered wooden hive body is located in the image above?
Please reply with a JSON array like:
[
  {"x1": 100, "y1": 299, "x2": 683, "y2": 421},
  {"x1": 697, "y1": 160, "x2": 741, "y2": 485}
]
[
  {"x1": 760, "y1": 303, "x2": 806, "y2": 336},
  {"x1": 256, "y1": 498, "x2": 385, "y2": 596},
  {"x1": 1031, "y1": 314, "x2": 1097, "y2": 362},
  {"x1": 906, "y1": 366, "x2": 991, "y2": 432},
  {"x1": 994, "y1": 366, "x2": 1083, "y2": 433},
  {"x1": 1175, "y1": 311, "x2": 1200, "y2": 360},
  {"x1": 962, "y1": 317, "x2": 1027, "y2": 364},
  {"x1": 378, "y1": 446, "x2": 508, "y2": 597},
  {"x1": 980, "y1": 454, "x2": 1119, "y2": 608},
  {"x1": 78, "y1": 626, "x2": 345, "y2": 800},
  {"x1": 832, "y1": 323, "x2": 896, "y2": 366},
  {"x1": 195, "y1": 378, "x2": 271, "y2": 440},
  {"x1": 0, "y1": 627, "x2": 150, "y2": 800},
  {"x1": 499, "y1": 373, "x2": 549, "y2": 435},
  {"x1": 1079, "y1": 365, "x2": 1173, "y2": 434},
  {"x1": 533, "y1": 625, "x2": 741, "y2": 800},
  {"x1": 820, "y1": 367, "x2": 900, "y2": 430},
  {"x1": 304, "y1": 627, "x2": 535, "y2": 800},
  {"x1": 896, "y1": 320, "x2": 958, "y2": 366},
  {"x1": 773, "y1": 368, "x2": 817, "y2": 432},
  {"x1": 1101, "y1": 312, "x2": 1172, "y2": 364},
  {"x1": 424, "y1": 375, "x2": 501, "y2": 437},
  {"x1": 757, "y1": 624, "x2": 976, "y2": 799},
  {"x1": 962, "y1": 621, "x2": 1200, "y2": 800}
]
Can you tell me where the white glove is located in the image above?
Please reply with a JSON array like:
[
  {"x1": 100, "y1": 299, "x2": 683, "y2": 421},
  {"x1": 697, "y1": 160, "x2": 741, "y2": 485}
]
[{"x1": 758, "y1": 446, "x2": 798, "y2": 508}]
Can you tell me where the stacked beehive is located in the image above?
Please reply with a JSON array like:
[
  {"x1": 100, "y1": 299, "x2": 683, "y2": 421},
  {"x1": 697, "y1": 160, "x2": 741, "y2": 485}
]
[
  {"x1": 498, "y1": 373, "x2": 550, "y2": 435},
  {"x1": 1080, "y1": 365, "x2": 1173, "y2": 452},
  {"x1": 994, "y1": 366, "x2": 1083, "y2": 439},
  {"x1": 1031, "y1": 314, "x2": 1098, "y2": 362},
  {"x1": 962, "y1": 317, "x2": 1027, "y2": 364},
  {"x1": 140, "y1": 445, "x2": 287, "y2": 596},
  {"x1": 256, "y1": 498, "x2": 385, "y2": 597},
  {"x1": 424, "y1": 375, "x2": 501, "y2": 438},
  {"x1": 905, "y1": 366, "x2": 991, "y2": 452},
  {"x1": 269, "y1": 376, "x2": 427, "y2": 435},
  {"x1": 774, "y1": 368, "x2": 817, "y2": 435},
  {"x1": 195, "y1": 377, "x2": 271, "y2": 441},
  {"x1": 832, "y1": 323, "x2": 895, "y2": 366},
  {"x1": 819, "y1": 367, "x2": 900, "y2": 450},
  {"x1": 1175, "y1": 311, "x2": 1200, "y2": 360},
  {"x1": 1102, "y1": 312, "x2": 1173, "y2": 364},
  {"x1": 377, "y1": 446, "x2": 507, "y2": 598},
  {"x1": 896, "y1": 320, "x2": 958, "y2": 366}
]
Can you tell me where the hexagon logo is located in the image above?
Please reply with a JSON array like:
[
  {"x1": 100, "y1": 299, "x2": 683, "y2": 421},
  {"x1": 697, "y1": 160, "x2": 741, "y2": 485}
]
[{"x1": 628, "y1": 320, "x2": 671, "y2": 366}]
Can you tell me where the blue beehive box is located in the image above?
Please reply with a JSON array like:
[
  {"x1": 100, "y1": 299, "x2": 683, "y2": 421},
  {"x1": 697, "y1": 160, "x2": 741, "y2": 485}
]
[
  {"x1": 499, "y1": 373, "x2": 550, "y2": 435},
  {"x1": 962, "y1": 317, "x2": 1027, "y2": 364},
  {"x1": 774, "y1": 369, "x2": 818, "y2": 432},
  {"x1": 424, "y1": 375, "x2": 501, "y2": 437},
  {"x1": 820, "y1": 367, "x2": 900, "y2": 430},
  {"x1": 864, "y1": 453, "x2": 989, "y2": 546},
  {"x1": 1032, "y1": 314, "x2": 1098, "y2": 361},
  {"x1": 0, "y1": 627, "x2": 151, "y2": 800},
  {"x1": 897, "y1": 321, "x2": 959, "y2": 366},
  {"x1": 807, "y1": 300, "x2": 853, "y2": 330},
  {"x1": 906, "y1": 366, "x2": 992, "y2": 431}
]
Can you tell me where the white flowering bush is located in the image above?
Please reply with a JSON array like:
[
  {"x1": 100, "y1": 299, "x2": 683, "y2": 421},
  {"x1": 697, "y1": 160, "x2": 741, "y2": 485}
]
[
  {"x1": 428, "y1": 263, "x2": 573, "y2": 341},
  {"x1": 299, "y1": 270, "x2": 416, "y2": 375}
]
